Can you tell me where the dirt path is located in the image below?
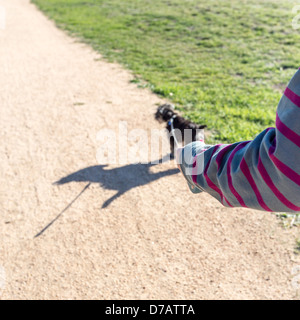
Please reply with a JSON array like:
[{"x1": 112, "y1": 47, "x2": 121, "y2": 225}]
[{"x1": 0, "y1": 0, "x2": 299, "y2": 300}]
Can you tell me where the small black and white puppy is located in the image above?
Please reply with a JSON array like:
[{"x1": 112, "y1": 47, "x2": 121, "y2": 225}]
[{"x1": 155, "y1": 104, "x2": 207, "y2": 156}]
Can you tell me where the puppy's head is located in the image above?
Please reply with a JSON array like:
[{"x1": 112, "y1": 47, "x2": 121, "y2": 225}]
[{"x1": 155, "y1": 104, "x2": 176, "y2": 123}]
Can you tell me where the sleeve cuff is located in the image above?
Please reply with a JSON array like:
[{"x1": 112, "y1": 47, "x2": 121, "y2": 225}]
[{"x1": 177, "y1": 141, "x2": 209, "y2": 194}]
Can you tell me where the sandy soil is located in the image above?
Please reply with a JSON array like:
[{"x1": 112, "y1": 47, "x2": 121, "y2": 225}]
[{"x1": 0, "y1": 0, "x2": 299, "y2": 300}]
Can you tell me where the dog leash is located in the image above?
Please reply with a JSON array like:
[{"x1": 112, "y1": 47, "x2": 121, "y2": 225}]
[{"x1": 169, "y1": 113, "x2": 207, "y2": 193}]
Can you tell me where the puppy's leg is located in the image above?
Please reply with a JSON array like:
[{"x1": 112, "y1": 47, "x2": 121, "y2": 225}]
[
  {"x1": 166, "y1": 124, "x2": 176, "y2": 158},
  {"x1": 170, "y1": 135, "x2": 175, "y2": 158}
]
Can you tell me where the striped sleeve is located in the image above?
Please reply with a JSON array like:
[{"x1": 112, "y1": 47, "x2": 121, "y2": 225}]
[{"x1": 178, "y1": 68, "x2": 300, "y2": 212}]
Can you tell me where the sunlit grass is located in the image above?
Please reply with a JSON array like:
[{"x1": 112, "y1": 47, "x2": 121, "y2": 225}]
[{"x1": 32, "y1": 0, "x2": 300, "y2": 143}]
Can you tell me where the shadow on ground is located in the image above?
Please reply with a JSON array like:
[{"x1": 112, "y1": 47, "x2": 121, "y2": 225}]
[
  {"x1": 35, "y1": 157, "x2": 178, "y2": 238},
  {"x1": 55, "y1": 157, "x2": 179, "y2": 208}
]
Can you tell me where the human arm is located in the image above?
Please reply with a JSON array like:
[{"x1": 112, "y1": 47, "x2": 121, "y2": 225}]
[{"x1": 177, "y1": 68, "x2": 300, "y2": 212}]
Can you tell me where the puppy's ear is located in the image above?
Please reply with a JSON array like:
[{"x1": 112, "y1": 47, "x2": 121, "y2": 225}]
[{"x1": 197, "y1": 124, "x2": 207, "y2": 129}]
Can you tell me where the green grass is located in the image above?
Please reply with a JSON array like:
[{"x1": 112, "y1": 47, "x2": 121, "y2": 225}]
[{"x1": 31, "y1": 0, "x2": 300, "y2": 143}]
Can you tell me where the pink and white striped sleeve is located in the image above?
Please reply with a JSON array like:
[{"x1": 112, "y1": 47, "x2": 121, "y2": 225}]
[{"x1": 178, "y1": 68, "x2": 300, "y2": 212}]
